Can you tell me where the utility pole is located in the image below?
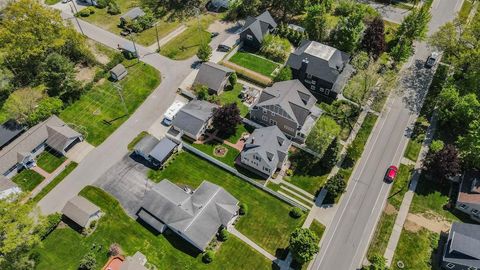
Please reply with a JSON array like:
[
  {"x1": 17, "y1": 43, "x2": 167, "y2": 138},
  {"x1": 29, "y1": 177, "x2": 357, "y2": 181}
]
[
  {"x1": 71, "y1": 0, "x2": 79, "y2": 14},
  {"x1": 69, "y1": 3, "x2": 85, "y2": 35},
  {"x1": 194, "y1": 7, "x2": 203, "y2": 44},
  {"x1": 113, "y1": 83, "x2": 128, "y2": 115},
  {"x1": 154, "y1": 22, "x2": 161, "y2": 52},
  {"x1": 129, "y1": 34, "x2": 139, "y2": 62}
]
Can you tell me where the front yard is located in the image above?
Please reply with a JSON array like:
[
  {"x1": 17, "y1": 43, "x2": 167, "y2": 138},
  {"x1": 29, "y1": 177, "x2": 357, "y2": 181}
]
[
  {"x1": 387, "y1": 164, "x2": 414, "y2": 210},
  {"x1": 391, "y1": 228, "x2": 440, "y2": 270},
  {"x1": 12, "y1": 169, "x2": 44, "y2": 191},
  {"x1": 284, "y1": 149, "x2": 330, "y2": 195},
  {"x1": 36, "y1": 149, "x2": 67, "y2": 173},
  {"x1": 60, "y1": 60, "x2": 160, "y2": 146},
  {"x1": 34, "y1": 186, "x2": 273, "y2": 270},
  {"x1": 149, "y1": 151, "x2": 305, "y2": 255},
  {"x1": 229, "y1": 52, "x2": 280, "y2": 77}
]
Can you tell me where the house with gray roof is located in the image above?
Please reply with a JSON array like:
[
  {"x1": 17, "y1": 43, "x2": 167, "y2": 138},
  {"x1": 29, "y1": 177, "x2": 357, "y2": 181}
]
[
  {"x1": 0, "y1": 120, "x2": 24, "y2": 150},
  {"x1": 62, "y1": 196, "x2": 101, "y2": 228},
  {"x1": 0, "y1": 115, "x2": 83, "y2": 177},
  {"x1": 110, "y1": 63, "x2": 128, "y2": 81},
  {"x1": 120, "y1": 7, "x2": 145, "y2": 23},
  {"x1": 442, "y1": 222, "x2": 480, "y2": 269},
  {"x1": 286, "y1": 40, "x2": 352, "y2": 100},
  {"x1": 240, "y1": 126, "x2": 291, "y2": 178},
  {"x1": 0, "y1": 175, "x2": 20, "y2": 200},
  {"x1": 249, "y1": 80, "x2": 321, "y2": 143},
  {"x1": 193, "y1": 62, "x2": 233, "y2": 95},
  {"x1": 172, "y1": 100, "x2": 218, "y2": 141},
  {"x1": 240, "y1": 11, "x2": 277, "y2": 50},
  {"x1": 134, "y1": 134, "x2": 178, "y2": 167},
  {"x1": 137, "y1": 179, "x2": 239, "y2": 251},
  {"x1": 456, "y1": 171, "x2": 480, "y2": 223}
]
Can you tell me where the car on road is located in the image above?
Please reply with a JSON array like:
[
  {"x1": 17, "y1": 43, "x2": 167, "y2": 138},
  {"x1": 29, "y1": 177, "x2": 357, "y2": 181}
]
[
  {"x1": 425, "y1": 52, "x2": 439, "y2": 68},
  {"x1": 210, "y1": 32, "x2": 220, "y2": 38},
  {"x1": 385, "y1": 165, "x2": 398, "y2": 183}
]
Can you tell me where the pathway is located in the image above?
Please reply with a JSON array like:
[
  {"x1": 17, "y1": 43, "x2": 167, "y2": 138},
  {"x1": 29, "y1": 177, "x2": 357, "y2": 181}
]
[
  {"x1": 147, "y1": 25, "x2": 187, "y2": 52},
  {"x1": 406, "y1": 213, "x2": 451, "y2": 234},
  {"x1": 383, "y1": 112, "x2": 438, "y2": 266},
  {"x1": 228, "y1": 226, "x2": 277, "y2": 261}
]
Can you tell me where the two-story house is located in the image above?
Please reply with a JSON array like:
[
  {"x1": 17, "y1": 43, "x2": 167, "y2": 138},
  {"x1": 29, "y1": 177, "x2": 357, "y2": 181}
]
[
  {"x1": 442, "y1": 222, "x2": 480, "y2": 270},
  {"x1": 249, "y1": 80, "x2": 321, "y2": 143},
  {"x1": 456, "y1": 171, "x2": 480, "y2": 223},
  {"x1": 286, "y1": 40, "x2": 353, "y2": 100},
  {"x1": 239, "y1": 11, "x2": 277, "y2": 50}
]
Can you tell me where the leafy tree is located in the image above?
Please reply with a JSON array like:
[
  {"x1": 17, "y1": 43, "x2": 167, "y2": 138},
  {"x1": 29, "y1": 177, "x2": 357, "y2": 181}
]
[
  {"x1": 237, "y1": 0, "x2": 261, "y2": 18},
  {"x1": 28, "y1": 97, "x2": 64, "y2": 124},
  {"x1": 364, "y1": 254, "x2": 389, "y2": 270},
  {"x1": 289, "y1": 228, "x2": 319, "y2": 264},
  {"x1": 0, "y1": 0, "x2": 91, "y2": 84},
  {"x1": 212, "y1": 103, "x2": 242, "y2": 136},
  {"x1": 3, "y1": 87, "x2": 45, "y2": 124},
  {"x1": 219, "y1": 228, "x2": 229, "y2": 241},
  {"x1": 194, "y1": 84, "x2": 209, "y2": 100},
  {"x1": 0, "y1": 66, "x2": 14, "y2": 102},
  {"x1": 351, "y1": 51, "x2": 371, "y2": 70},
  {"x1": 197, "y1": 42, "x2": 212, "y2": 62},
  {"x1": 395, "y1": 4, "x2": 431, "y2": 42},
  {"x1": 274, "y1": 66, "x2": 293, "y2": 82},
  {"x1": 321, "y1": 137, "x2": 340, "y2": 170},
  {"x1": 389, "y1": 38, "x2": 413, "y2": 63},
  {"x1": 107, "y1": 1, "x2": 121, "y2": 15},
  {"x1": 304, "y1": 4, "x2": 328, "y2": 42},
  {"x1": 38, "y1": 53, "x2": 76, "y2": 98},
  {"x1": 290, "y1": 207, "x2": 304, "y2": 218},
  {"x1": 229, "y1": 72, "x2": 237, "y2": 86},
  {"x1": 424, "y1": 144, "x2": 461, "y2": 184},
  {"x1": 239, "y1": 202, "x2": 248, "y2": 215},
  {"x1": 429, "y1": 139, "x2": 444, "y2": 153},
  {"x1": 78, "y1": 252, "x2": 97, "y2": 270},
  {"x1": 325, "y1": 174, "x2": 346, "y2": 198},
  {"x1": 306, "y1": 116, "x2": 341, "y2": 155},
  {"x1": 457, "y1": 120, "x2": 480, "y2": 169},
  {"x1": 362, "y1": 17, "x2": 386, "y2": 59},
  {"x1": 270, "y1": 0, "x2": 308, "y2": 21},
  {"x1": 333, "y1": 12, "x2": 365, "y2": 53},
  {"x1": 202, "y1": 250, "x2": 215, "y2": 263},
  {"x1": 260, "y1": 34, "x2": 292, "y2": 62}
]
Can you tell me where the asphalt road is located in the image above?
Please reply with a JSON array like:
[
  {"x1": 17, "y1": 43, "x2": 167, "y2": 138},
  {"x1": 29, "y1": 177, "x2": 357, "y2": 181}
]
[{"x1": 310, "y1": 0, "x2": 463, "y2": 269}]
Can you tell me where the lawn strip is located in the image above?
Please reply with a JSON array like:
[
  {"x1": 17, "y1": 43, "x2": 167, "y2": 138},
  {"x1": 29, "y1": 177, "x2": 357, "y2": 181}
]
[
  {"x1": 229, "y1": 52, "x2": 280, "y2": 77},
  {"x1": 388, "y1": 164, "x2": 414, "y2": 210},
  {"x1": 36, "y1": 150, "x2": 67, "y2": 173},
  {"x1": 367, "y1": 211, "x2": 396, "y2": 259}
]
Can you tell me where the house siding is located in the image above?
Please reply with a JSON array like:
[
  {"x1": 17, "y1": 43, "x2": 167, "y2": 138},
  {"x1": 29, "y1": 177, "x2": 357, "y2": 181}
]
[
  {"x1": 240, "y1": 152, "x2": 275, "y2": 177},
  {"x1": 250, "y1": 106, "x2": 298, "y2": 139},
  {"x1": 240, "y1": 29, "x2": 261, "y2": 50},
  {"x1": 455, "y1": 201, "x2": 480, "y2": 223},
  {"x1": 291, "y1": 68, "x2": 338, "y2": 99}
]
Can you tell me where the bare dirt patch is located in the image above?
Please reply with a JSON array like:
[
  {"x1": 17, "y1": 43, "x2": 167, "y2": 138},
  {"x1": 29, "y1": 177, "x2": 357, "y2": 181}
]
[
  {"x1": 404, "y1": 219, "x2": 422, "y2": 233},
  {"x1": 384, "y1": 203, "x2": 398, "y2": 215},
  {"x1": 406, "y1": 213, "x2": 451, "y2": 233},
  {"x1": 75, "y1": 65, "x2": 96, "y2": 83},
  {"x1": 87, "y1": 39, "x2": 111, "y2": 65}
]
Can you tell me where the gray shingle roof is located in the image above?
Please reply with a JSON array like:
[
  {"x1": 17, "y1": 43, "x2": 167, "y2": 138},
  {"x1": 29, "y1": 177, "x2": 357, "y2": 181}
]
[
  {"x1": 0, "y1": 120, "x2": 24, "y2": 150},
  {"x1": 110, "y1": 64, "x2": 127, "y2": 77},
  {"x1": 443, "y1": 222, "x2": 480, "y2": 268},
  {"x1": 0, "y1": 116, "x2": 81, "y2": 174},
  {"x1": 287, "y1": 40, "x2": 350, "y2": 87},
  {"x1": 121, "y1": 7, "x2": 145, "y2": 20},
  {"x1": 134, "y1": 134, "x2": 159, "y2": 156},
  {"x1": 193, "y1": 62, "x2": 233, "y2": 94},
  {"x1": 45, "y1": 124, "x2": 82, "y2": 154},
  {"x1": 139, "y1": 180, "x2": 239, "y2": 250},
  {"x1": 241, "y1": 11, "x2": 277, "y2": 43},
  {"x1": 172, "y1": 100, "x2": 218, "y2": 138},
  {"x1": 149, "y1": 137, "x2": 177, "y2": 164},
  {"x1": 61, "y1": 196, "x2": 100, "y2": 227},
  {"x1": 256, "y1": 80, "x2": 317, "y2": 126},
  {"x1": 242, "y1": 126, "x2": 291, "y2": 169}
]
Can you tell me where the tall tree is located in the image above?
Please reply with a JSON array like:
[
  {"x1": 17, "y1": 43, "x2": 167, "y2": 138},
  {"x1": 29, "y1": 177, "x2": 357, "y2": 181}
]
[
  {"x1": 304, "y1": 4, "x2": 328, "y2": 42},
  {"x1": 306, "y1": 116, "x2": 341, "y2": 155},
  {"x1": 321, "y1": 137, "x2": 340, "y2": 169},
  {"x1": 289, "y1": 228, "x2": 319, "y2": 264},
  {"x1": 395, "y1": 4, "x2": 431, "y2": 42},
  {"x1": 424, "y1": 144, "x2": 461, "y2": 184},
  {"x1": 333, "y1": 12, "x2": 365, "y2": 53},
  {"x1": 212, "y1": 103, "x2": 242, "y2": 136},
  {"x1": 197, "y1": 42, "x2": 212, "y2": 62},
  {"x1": 38, "y1": 53, "x2": 78, "y2": 101},
  {"x1": 3, "y1": 87, "x2": 45, "y2": 124},
  {"x1": 361, "y1": 17, "x2": 386, "y2": 59},
  {"x1": 457, "y1": 120, "x2": 480, "y2": 169}
]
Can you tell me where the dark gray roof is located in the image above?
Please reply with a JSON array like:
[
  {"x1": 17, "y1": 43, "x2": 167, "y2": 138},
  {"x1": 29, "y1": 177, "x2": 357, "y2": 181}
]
[
  {"x1": 110, "y1": 64, "x2": 127, "y2": 76},
  {"x1": 241, "y1": 11, "x2": 277, "y2": 43},
  {"x1": 134, "y1": 134, "x2": 159, "y2": 155},
  {"x1": 458, "y1": 171, "x2": 480, "y2": 205},
  {"x1": 243, "y1": 126, "x2": 291, "y2": 169},
  {"x1": 172, "y1": 100, "x2": 218, "y2": 138},
  {"x1": 121, "y1": 7, "x2": 145, "y2": 20},
  {"x1": 287, "y1": 40, "x2": 350, "y2": 87},
  {"x1": 149, "y1": 137, "x2": 177, "y2": 163},
  {"x1": 256, "y1": 80, "x2": 317, "y2": 126},
  {"x1": 444, "y1": 222, "x2": 480, "y2": 268},
  {"x1": 0, "y1": 116, "x2": 81, "y2": 174},
  {"x1": 61, "y1": 196, "x2": 100, "y2": 227},
  {"x1": 139, "y1": 180, "x2": 239, "y2": 250},
  {"x1": 194, "y1": 62, "x2": 233, "y2": 93},
  {"x1": 0, "y1": 120, "x2": 24, "y2": 149}
]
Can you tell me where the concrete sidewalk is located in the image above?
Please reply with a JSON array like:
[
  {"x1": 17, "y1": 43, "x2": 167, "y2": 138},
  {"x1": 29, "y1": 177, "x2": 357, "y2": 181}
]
[{"x1": 228, "y1": 227, "x2": 276, "y2": 261}]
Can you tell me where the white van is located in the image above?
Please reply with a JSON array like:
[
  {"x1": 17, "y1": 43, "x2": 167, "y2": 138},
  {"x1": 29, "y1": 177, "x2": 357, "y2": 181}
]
[{"x1": 162, "y1": 101, "x2": 186, "y2": 126}]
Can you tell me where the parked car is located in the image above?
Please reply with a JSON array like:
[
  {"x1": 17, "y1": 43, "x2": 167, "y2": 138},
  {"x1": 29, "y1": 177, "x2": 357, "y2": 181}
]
[
  {"x1": 385, "y1": 165, "x2": 398, "y2": 183},
  {"x1": 120, "y1": 29, "x2": 131, "y2": 37},
  {"x1": 210, "y1": 32, "x2": 220, "y2": 38},
  {"x1": 425, "y1": 52, "x2": 439, "y2": 68},
  {"x1": 217, "y1": 44, "x2": 231, "y2": 52}
]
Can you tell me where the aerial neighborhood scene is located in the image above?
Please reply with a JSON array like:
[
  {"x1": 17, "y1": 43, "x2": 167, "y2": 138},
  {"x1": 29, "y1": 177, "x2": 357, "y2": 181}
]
[{"x1": 0, "y1": 0, "x2": 479, "y2": 269}]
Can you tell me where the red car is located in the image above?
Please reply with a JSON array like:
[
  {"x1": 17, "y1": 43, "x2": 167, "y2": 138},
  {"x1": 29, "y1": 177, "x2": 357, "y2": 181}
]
[{"x1": 385, "y1": 165, "x2": 398, "y2": 182}]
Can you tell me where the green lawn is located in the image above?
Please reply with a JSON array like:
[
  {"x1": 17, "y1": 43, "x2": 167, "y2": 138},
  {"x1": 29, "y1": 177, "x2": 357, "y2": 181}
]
[
  {"x1": 31, "y1": 162, "x2": 78, "y2": 204},
  {"x1": 284, "y1": 174, "x2": 328, "y2": 196},
  {"x1": 459, "y1": 0, "x2": 474, "y2": 23},
  {"x1": 218, "y1": 83, "x2": 249, "y2": 117},
  {"x1": 189, "y1": 141, "x2": 240, "y2": 167},
  {"x1": 127, "y1": 131, "x2": 149, "y2": 151},
  {"x1": 229, "y1": 52, "x2": 280, "y2": 77},
  {"x1": 221, "y1": 123, "x2": 254, "y2": 144},
  {"x1": 135, "y1": 19, "x2": 181, "y2": 46},
  {"x1": 45, "y1": 0, "x2": 60, "y2": 5},
  {"x1": 286, "y1": 149, "x2": 330, "y2": 195},
  {"x1": 160, "y1": 14, "x2": 219, "y2": 60},
  {"x1": 310, "y1": 220, "x2": 325, "y2": 242},
  {"x1": 34, "y1": 186, "x2": 272, "y2": 270},
  {"x1": 12, "y1": 169, "x2": 44, "y2": 191},
  {"x1": 149, "y1": 152, "x2": 305, "y2": 254},
  {"x1": 367, "y1": 211, "x2": 396, "y2": 259},
  {"x1": 82, "y1": 0, "x2": 137, "y2": 33},
  {"x1": 60, "y1": 61, "x2": 160, "y2": 146},
  {"x1": 392, "y1": 228, "x2": 439, "y2": 270},
  {"x1": 404, "y1": 138, "x2": 422, "y2": 161},
  {"x1": 343, "y1": 114, "x2": 378, "y2": 168},
  {"x1": 388, "y1": 164, "x2": 414, "y2": 210},
  {"x1": 36, "y1": 150, "x2": 67, "y2": 173}
]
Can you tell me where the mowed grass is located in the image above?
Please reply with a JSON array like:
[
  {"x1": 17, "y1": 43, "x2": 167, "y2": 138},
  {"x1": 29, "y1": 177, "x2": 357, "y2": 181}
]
[
  {"x1": 404, "y1": 138, "x2": 422, "y2": 162},
  {"x1": 160, "y1": 14, "x2": 219, "y2": 60},
  {"x1": 392, "y1": 228, "x2": 439, "y2": 270},
  {"x1": 60, "y1": 61, "x2": 160, "y2": 146},
  {"x1": 310, "y1": 220, "x2": 326, "y2": 242},
  {"x1": 36, "y1": 149, "x2": 67, "y2": 173},
  {"x1": 284, "y1": 174, "x2": 328, "y2": 195},
  {"x1": 31, "y1": 162, "x2": 78, "y2": 204},
  {"x1": 229, "y1": 52, "x2": 280, "y2": 77},
  {"x1": 82, "y1": 0, "x2": 137, "y2": 33},
  {"x1": 218, "y1": 83, "x2": 249, "y2": 117},
  {"x1": 367, "y1": 211, "x2": 396, "y2": 259},
  {"x1": 189, "y1": 141, "x2": 240, "y2": 167},
  {"x1": 388, "y1": 164, "x2": 414, "y2": 210},
  {"x1": 34, "y1": 186, "x2": 272, "y2": 270},
  {"x1": 12, "y1": 169, "x2": 44, "y2": 191},
  {"x1": 149, "y1": 152, "x2": 305, "y2": 254},
  {"x1": 135, "y1": 19, "x2": 181, "y2": 46}
]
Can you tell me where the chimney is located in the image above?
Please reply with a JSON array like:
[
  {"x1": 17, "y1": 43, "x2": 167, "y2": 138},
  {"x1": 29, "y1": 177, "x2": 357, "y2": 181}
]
[{"x1": 251, "y1": 136, "x2": 255, "y2": 144}]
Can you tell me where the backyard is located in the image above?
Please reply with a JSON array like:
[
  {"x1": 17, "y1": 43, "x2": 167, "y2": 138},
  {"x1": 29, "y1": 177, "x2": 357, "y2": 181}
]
[
  {"x1": 228, "y1": 52, "x2": 280, "y2": 77},
  {"x1": 34, "y1": 186, "x2": 273, "y2": 270},
  {"x1": 218, "y1": 83, "x2": 249, "y2": 117},
  {"x1": 60, "y1": 60, "x2": 160, "y2": 146},
  {"x1": 12, "y1": 169, "x2": 44, "y2": 191},
  {"x1": 36, "y1": 149, "x2": 67, "y2": 173},
  {"x1": 189, "y1": 140, "x2": 240, "y2": 167},
  {"x1": 148, "y1": 151, "x2": 305, "y2": 255}
]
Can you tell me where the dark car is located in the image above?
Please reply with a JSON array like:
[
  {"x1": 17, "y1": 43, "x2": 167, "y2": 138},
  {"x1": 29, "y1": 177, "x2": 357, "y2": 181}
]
[
  {"x1": 120, "y1": 29, "x2": 131, "y2": 37},
  {"x1": 385, "y1": 165, "x2": 398, "y2": 183},
  {"x1": 425, "y1": 52, "x2": 439, "y2": 68},
  {"x1": 210, "y1": 32, "x2": 220, "y2": 38}
]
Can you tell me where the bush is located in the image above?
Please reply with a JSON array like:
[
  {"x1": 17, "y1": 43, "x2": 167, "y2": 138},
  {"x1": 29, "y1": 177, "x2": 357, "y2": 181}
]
[
  {"x1": 95, "y1": 0, "x2": 108, "y2": 8},
  {"x1": 229, "y1": 72, "x2": 237, "y2": 86},
  {"x1": 107, "y1": 1, "x2": 120, "y2": 15},
  {"x1": 239, "y1": 202, "x2": 248, "y2": 215},
  {"x1": 430, "y1": 139, "x2": 444, "y2": 153},
  {"x1": 108, "y1": 243, "x2": 122, "y2": 257},
  {"x1": 219, "y1": 228, "x2": 229, "y2": 241},
  {"x1": 325, "y1": 175, "x2": 346, "y2": 198},
  {"x1": 197, "y1": 42, "x2": 212, "y2": 62},
  {"x1": 290, "y1": 207, "x2": 304, "y2": 219},
  {"x1": 77, "y1": 7, "x2": 94, "y2": 17},
  {"x1": 93, "y1": 70, "x2": 106, "y2": 82},
  {"x1": 39, "y1": 213, "x2": 62, "y2": 239},
  {"x1": 78, "y1": 252, "x2": 96, "y2": 270},
  {"x1": 274, "y1": 66, "x2": 292, "y2": 82},
  {"x1": 194, "y1": 84, "x2": 209, "y2": 100},
  {"x1": 104, "y1": 53, "x2": 125, "y2": 70},
  {"x1": 202, "y1": 250, "x2": 215, "y2": 263},
  {"x1": 259, "y1": 34, "x2": 292, "y2": 62}
]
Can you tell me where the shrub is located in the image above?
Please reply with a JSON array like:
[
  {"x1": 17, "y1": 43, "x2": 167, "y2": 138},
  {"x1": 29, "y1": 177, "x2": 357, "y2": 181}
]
[
  {"x1": 78, "y1": 252, "x2": 96, "y2": 270},
  {"x1": 219, "y1": 228, "x2": 229, "y2": 241},
  {"x1": 202, "y1": 250, "x2": 215, "y2": 263},
  {"x1": 260, "y1": 34, "x2": 292, "y2": 62},
  {"x1": 325, "y1": 174, "x2": 346, "y2": 198},
  {"x1": 104, "y1": 53, "x2": 125, "y2": 70},
  {"x1": 239, "y1": 202, "x2": 248, "y2": 215},
  {"x1": 108, "y1": 243, "x2": 122, "y2": 257},
  {"x1": 197, "y1": 42, "x2": 212, "y2": 62},
  {"x1": 93, "y1": 70, "x2": 106, "y2": 82},
  {"x1": 430, "y1": 139, "x2": 444, "y2": 153},
  {"x1": 194, "y1": 84, "x2": 209, "y2": 100},
  {"x1": 107, "y1": 1, "x2": 120, "y2": 15},
  {"x1": 289, "y1": 228, "x2": 319, "y2": 264},
  {"x1": 290, "y1": 207, "x2": 304, "y2": 219},
  {"x1": 77, "y1": 7, "x2": 94, "y2": 17},
  {"x1": 95, "y1": 0, "x2": 108, "y2": 8},
  {"x1": 274, "y1": 66, "x2": 292, "y2": 82},
  {"x1": 229, "y1": 72, "x2": 237, "y2": 86},
  {"x1": 39, "y1": 213, "x2": 62, "y2": 239}
]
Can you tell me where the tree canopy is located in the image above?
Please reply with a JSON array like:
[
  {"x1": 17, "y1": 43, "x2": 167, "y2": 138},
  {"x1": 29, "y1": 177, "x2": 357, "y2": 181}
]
[
  {"x1": 306, "y1": 116, "x2": 341, "y2": 155},
  {"x1": 212, "y1": 103, "x2": 242, "y2": 136},
  {"x1": 361, "y1": 17, "x2": 386, "y2": 59},
  {"x1": 289, "y1": 228, "x2": 319, "y2": 264}
]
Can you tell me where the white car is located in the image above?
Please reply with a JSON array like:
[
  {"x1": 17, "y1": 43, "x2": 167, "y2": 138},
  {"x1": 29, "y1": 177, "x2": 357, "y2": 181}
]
[{"x1": 162, "y1": 101, "x2": 186, "y2": 126}]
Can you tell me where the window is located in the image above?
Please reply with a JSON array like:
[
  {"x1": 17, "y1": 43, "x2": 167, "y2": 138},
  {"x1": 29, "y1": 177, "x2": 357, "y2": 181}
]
[
  {"x1": 311, "y1": 80, "x2": 316, "y2": 85},
  {"x1": 271, "y1": 111, "x2": 275, "y2": 116},
  {"x1": 459, "y1": 204, "x2": 468, "y2": 210},
  {"x1": 472, "y1": 209, "x2": 479, "y2": 215},
  {"x1": 325, "y1": 89, "x2": 330, "y2": 95},
  {"x1": 306, "y1": 73, "x2": 312, "y2": 79},
  {"x1": 246, "y1": 34, "x2": 253, "y2": 41},
  {"x1": 319, "y1": 87, "x2": 325, "y2": 92},
  {"x1": 269, "y1": 119, "x2": 277, "y2": 125},
  {"x1": 262, "y1": 115, "x2": 268, "y2": 121},
  {"x1": 263, "y1": 109, "x2": 267, "y2": 114},
  {"x1": 446, "y1": 263, "x2": 455, "y2": 269},
  {"x1": 310, "y1": 85, "x2": 316, "y2": 91},
  {"x1": 468, "y1": 267, "x2": 477, "y2": 270}
]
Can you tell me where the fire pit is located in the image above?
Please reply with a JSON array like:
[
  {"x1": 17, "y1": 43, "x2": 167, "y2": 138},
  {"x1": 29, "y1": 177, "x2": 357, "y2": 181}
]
[{"x1": 213, "y1": 145, "x2": 228, "y2": 157}]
